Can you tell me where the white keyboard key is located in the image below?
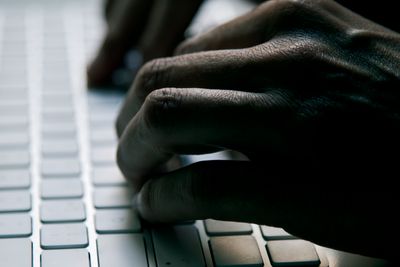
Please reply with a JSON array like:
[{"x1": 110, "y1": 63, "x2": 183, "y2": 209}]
[
  {"x1": 0, "y1": 103, "x2": 27, "y2": 116},
  {"x1": 0, "y1": 190, "x2": 31, "y2": 212},
  {"x1": 0, "y1": 97, "x2": 29, "y2": 107},
  {"x1": 90, "y1": 129, "x2": 117, "y2": 145},
  {"x1": 91, "y1": 146, "x2": 115, "y2": 165},
  {"x1": 42, "y1": 95, "x2": 73, "y2": 109},
  {"x1": 204, "y1": 219, "x2": 253, "y2": 236},
  {"x1": 42, "y1": 83, "x2": 71, "y2": 93},
  {"x1": 42, "y1": 139, "x2": 79, "y2": 157},
  {"x1": 95, "y1": 209, "x2": 141, "y2": 234},
  {"x1": 0, "y1": 115, "x2": 29, "y2": 129},
  {"x1": 41, "y1": 159, "x2": 81, "y2": 177},
  {"x1": 266, "y1": 240, "x2": 320, "y2": 267},
  {"x1": 41, "y1": 249, "x2": 90, "y2": 267},
  {"x1": 0, "y1": 150, "x2": 30, "y2": 168},
  {"x1": 41, "y1": 90, "x2": 72, "y2": 98},
  {"x1": 88, "y1": 91, "x2": 124, "y2": 105},
  {"x1": 209, "y1": 236, "x2": 263, "y2": 267},
  {"x1": 97, "y1": 234, "x2": 148, "y2": 267},
  {"x1": 93, "y1": 187, "x2": 133, "y2": 208},
  {"x1": 0, "y1": 132, "x2": 29, "y2": 148},
  {"x1": 89, "y1": 114, "x2": 116, "y2": 128},
  {"x1": 42, "y1": 122, "x2": 76, "y2": 138},
  {"x1": 0, "y1": 169, "x2": 30, "y2": 189},
  {"x1": 2, "y1": 46, "x2": 27, "y2": 57},
  {"x1": 41, "y1": 223, "x2": 88, "y2": 249},
  {"x1": 260, "y1": 225, "x2": 295, "y2": 240},
  {"x1": 0, "y1": 213, "x2": 32, "y2": 237},
  {"x1": 92, "y1": 166, "x2": 127, "y2": 186},
  {"x1": 0, "y1": 91, "x2": 27, "y2": 101},
  {"x1": 41, "y1": 178, "x2": 83, "y2": 199},
  {"x1": 42, "y1": 106, "x2": 73, "y2": 114},
  {"x1": 0, "y1": 85, "x2": 27, "y2": 94},
  {"x1": 42, "y1": 107, "x2": 75, "y2": 122},
  {"x1": 152, "y1": 225, "x2": 205, "y2": 267},
  {"x1": 0, "y1": 238, "x2": 32, "y2": 267},
  {"x1": 0, "y1": 61, "x2": 26, "y2": 72},
  {"x1": 0, "y1": 99, "x2": 27, "y2": 108},
  {"x1": 41, "y1": 200, "x2": 86, "y2": 223}
]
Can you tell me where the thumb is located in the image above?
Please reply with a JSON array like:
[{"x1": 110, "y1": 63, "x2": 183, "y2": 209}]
[
  {"x1": 132, "y1": 159, "x2": 398, "y2": 260},
  {"x1": 133, "y1": 160, "x2": 303, "y2": 225}
]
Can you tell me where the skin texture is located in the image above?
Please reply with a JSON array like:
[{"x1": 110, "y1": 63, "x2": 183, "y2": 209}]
[
  {"x1": 112, "y1": 0, "x2": 400, "y2": 260},
  {"x1": 87, "y1": 0, "x2": 399, "y2": 87}
]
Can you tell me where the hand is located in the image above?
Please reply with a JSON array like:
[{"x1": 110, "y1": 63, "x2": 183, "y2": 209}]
[
  {"x1": 116, "y1": 0, "x2": 399, "y2": 260},
  {"x1": 87, "y1": 0, "x2": 204, "y2": 86}
]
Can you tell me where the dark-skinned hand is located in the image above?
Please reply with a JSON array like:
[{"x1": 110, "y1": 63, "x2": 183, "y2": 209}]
[
  {"x1": 87, "y1": 0, "x2": 203, "y2": 86},
  {"x1": 87, "y1": 0, "x2": 268, "y2": 86},
  {"x1": 115, "y1": 0, "x2": 399, "y2": 261}
]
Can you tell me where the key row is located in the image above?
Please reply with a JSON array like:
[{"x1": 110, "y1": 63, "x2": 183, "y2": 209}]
[
  {"x1": 0, "y1": 173, "x2": 129, "y2": 202},
  {"x1": 0, "y1": 187, "x2": 132, "y2": 218},
  {"x1": 0, "y1": 208, "x2": 141, "y2": 239},
  {"x1": 38, "y1": 160, "x2": 127, "y2": 185},
  {"x1": 0, "y1": 224, "x2": 320, "y2": 267}
]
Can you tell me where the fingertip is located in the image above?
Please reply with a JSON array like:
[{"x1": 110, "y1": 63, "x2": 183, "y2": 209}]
[
  {"x1": 115, "y1": 115, "x2": 124, "y2": 138},
  {"x1": 87, "y1": 37, "x2": 128, "y2": 87},
  {"x1": 87, "y1": 54, "x2": 112, "y2": 87},
  {"x1": 132, "y1": 192, "x2": 147, "y2": 219},
  {"x1": 132, "y1": 181, "x2": 161, "y2": 223}
]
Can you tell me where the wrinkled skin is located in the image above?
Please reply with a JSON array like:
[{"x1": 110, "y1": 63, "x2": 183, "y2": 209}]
[
  {"x1": 87, "y1": 0, "x2": 399, "y2": 86},
  {"x1": 98, "y1": 0, "x2": 400, "y2": 261}
]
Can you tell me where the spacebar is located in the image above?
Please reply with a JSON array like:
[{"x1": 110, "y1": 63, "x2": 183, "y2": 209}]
[{"x1": 97, "y1": 234, "x2": 148, "y2": 267}]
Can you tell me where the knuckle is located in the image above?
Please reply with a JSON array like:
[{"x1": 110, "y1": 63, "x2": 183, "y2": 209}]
[
  {"x1": 142, "y1": 88, "x2": 184, "y2": 136},
  {"x1": 268, "y1": 36, "x2": 323, "y2": 60},
  {"x1": 263, "y1": 0, "x2": 324, "y2": 29},
  {"x1": 290, "y1": 38, "x2": 322, "y2": 59},
  {"x1": 276, "y1": 0, "x2": 316, "y2": 10},
  {"x1": 139, "y1": 88, "x2": 182, "y2": 143},
  {"x1": 271, "y1": 0, "x2": 307, "y2": 13},
  {"x1": 135, "y1": 58, "x2": 171, "y2": 101}
]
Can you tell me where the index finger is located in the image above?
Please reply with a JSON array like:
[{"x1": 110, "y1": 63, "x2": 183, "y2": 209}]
[{"x1": 117, "y1": 87, "x2": 294, "y2": 190}]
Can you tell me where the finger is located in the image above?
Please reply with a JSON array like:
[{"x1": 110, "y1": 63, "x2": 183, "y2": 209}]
[
  {"x1": 104, "y1": 0, "x2": 120, "y2": 22},
  {"x1": 174, "y1": 0, "x2": 281, "y2": 55},
  {"x1": 116, "y1": 45, "x2": 297, "y2": 136},
  {"x1": 117, "y1": 87, "x2": 296, "y2": 190},
  {"x1": 137, "y1": 0, "x2": 203, "y2": 62},
  {"x1": 87, "y1": 0, "x2": 154, "y2": 86},
  {"x1": 117, "y1": 50, "x2": 244, "y2": 136},
  {"x1": 134, "y1": 160, "x2": 295, "y2": 224},
  {"x1": 135, "y1": 160, "x2": 397, "y2": 260}
]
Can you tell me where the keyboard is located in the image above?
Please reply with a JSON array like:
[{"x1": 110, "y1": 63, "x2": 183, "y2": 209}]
[{"x1": 0, "y1": 0, "x2": 394, "y2": 266}]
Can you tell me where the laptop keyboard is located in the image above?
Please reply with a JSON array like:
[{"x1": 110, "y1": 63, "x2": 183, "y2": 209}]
[{"x1": 0, "y1": 1, "x2": 328, "y2": 266}]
